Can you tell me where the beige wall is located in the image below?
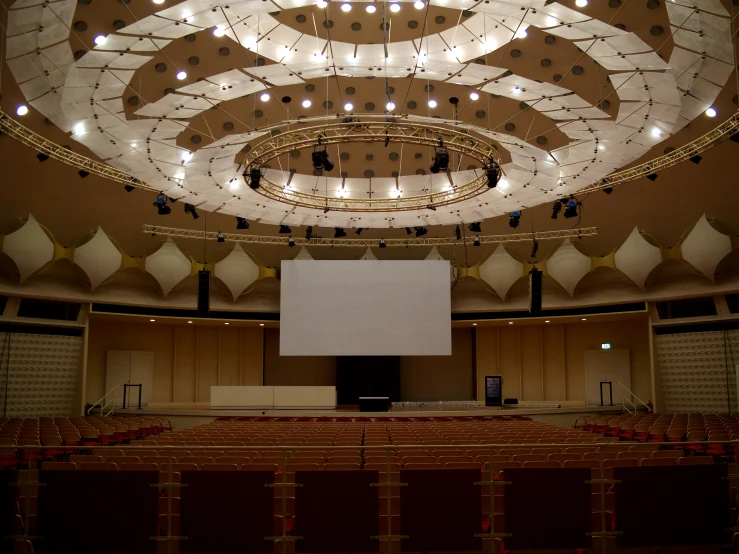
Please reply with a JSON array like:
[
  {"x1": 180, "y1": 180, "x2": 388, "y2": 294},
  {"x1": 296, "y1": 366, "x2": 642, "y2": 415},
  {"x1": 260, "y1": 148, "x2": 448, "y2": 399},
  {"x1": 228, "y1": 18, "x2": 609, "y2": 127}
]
[
  {"x1": 263, "y1": 329, "x2": 336, "y2": 386},
  {"x1": 86, "y1": 320, "x2": 264, "y2": 404},
  {"x1": 400, "y1": 328, "x2": 474, "y2": 401},
  {"x1": 475, "y1": 317, "x2": 652, "y2": 403}
]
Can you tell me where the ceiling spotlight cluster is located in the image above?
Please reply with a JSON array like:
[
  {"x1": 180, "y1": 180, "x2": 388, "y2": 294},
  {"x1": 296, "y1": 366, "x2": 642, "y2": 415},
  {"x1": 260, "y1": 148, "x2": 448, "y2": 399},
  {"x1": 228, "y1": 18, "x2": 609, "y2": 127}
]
[
  {"x1": 154, "y1": 193, "x2": 171, "y2": 216},
  {"x1": 509, "y1": 211, "x2": 521, "y2": 229},
  {"x1": 236, "y1": 217, "x2": 249, "y2": 230},
  {"x1": 311, "y1": 148, "x2": 334, "y2": 172},
  {"x1": 430, "y1": 146, "x2": 449, "y2": 174},
  {"x1": 184, "y1": 203, "x2": 199, "y2": 220}
]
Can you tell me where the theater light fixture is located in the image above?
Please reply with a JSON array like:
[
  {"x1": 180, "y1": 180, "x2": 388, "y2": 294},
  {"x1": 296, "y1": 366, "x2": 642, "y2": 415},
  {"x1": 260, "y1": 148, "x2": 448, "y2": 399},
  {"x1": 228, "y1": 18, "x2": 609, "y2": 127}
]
[
  {"x1": 390, "y1": 2, "x2": 400, "y2": 11},
  {"x1": 279, "y1": 225, "x2": 292, "y2": 234},
  {"x1": 405, "y1": 227, "x2": 413, "y2": 235},
  {"x1": 305, "y1": 226, "x2": 313, "y2": 240},
  {"x1": 603, "y1": 187, "x2": 614, "y2": 194},
  {"x1": 288, "y1": 237, "x2": 295, "y2": 247},
  {"x1": 473, "y1": 235, "x2": 480, "y2": 246},
  {"x1": 531, "y1": 239, "x2": 539, "y2": 258},
  {"x1": 247, "y1": 167, "x2": 261, "y2": 189},
  {"x1": 334, "y1": 227, "x2": 347, "y2": 238},
  {"x1": 124, "y1": 185, "x2": 135, "y2": 192},
  {"x1": 379, "y1": 238, "x2": 387, "y2": 248},
  {"x1": 217, "y1": 231, "x2": 225, "y2": 243},
  {"x1": 341, "y1": 3, "x2": 351, "y2": 11},
  {"x1": 184, "y1": 203, "x2": 199, "y2": 219},
  {"x1": 509, "y1": 211, "x2": 521, "y2": 229},
  {"x1": 312, "y1": 149, "x2": 334, "y2": 172},
  {"x1": 551, "y1": 200, "x2": 562, "y2": 219},
  {"x1": 485, "y1": 164, "x2": 498, "y2": 188},
  {"x1": 563, "y1": 198, "x2": 579, "y2": 219},
  {"x1": 176, "y1": 70, "x2": 187, "y2": 80},
  {"x1": 414, "y1": 226, "x2": 428, "y2": 237},
  {"x1": 646, "y1": 173, "x2": 658, "y2": 181},
  {"x1": 78, "y1": 170, "x2": 89, "y2": 178},
  {"x1": 154, "y1": 194, "x2": 171, "y2": 215},
  {"x1": 355, "y1": 228, "x2": 364, "y2": 235},
  {"x1": 469, "y1": 222, "x2": 482, "y2": 233},
  {"x1": 430, "y1": 149, "x2": 449, "y2": 174},
  {"x1": 690, "y1": 155, "x2": 702, "y2": 164},
  {"x1": 236, "y1": 217, "x2": 249, "y2": 229},
  {"x1": 36, "y1": 153, "x2": 49, "y2": 162},
  {"x1": 455, "y1": 225, "x2": 461, "y2": 240},
  {"x1": 427, "y1": 204, "x2": 437, "y2": 211}
]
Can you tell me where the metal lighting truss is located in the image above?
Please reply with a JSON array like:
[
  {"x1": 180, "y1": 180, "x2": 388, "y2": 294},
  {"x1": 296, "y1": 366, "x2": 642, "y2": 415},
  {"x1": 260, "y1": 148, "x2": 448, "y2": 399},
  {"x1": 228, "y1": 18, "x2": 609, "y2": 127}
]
[
  {"x1": 245, "y1": 121, "x2": 502, "y2": 211},
  {"x1": 0, "y1": 111, "x2": 158, "y2": 192},
  {"x1": 142, "y1": 224, "x2": 598, "y2": 247}
]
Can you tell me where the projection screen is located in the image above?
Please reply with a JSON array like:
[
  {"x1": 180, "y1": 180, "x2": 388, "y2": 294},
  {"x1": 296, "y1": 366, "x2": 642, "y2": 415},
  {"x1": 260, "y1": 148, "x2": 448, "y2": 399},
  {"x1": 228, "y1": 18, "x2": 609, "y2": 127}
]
[{"x1": 280, "y1": 260, "x2": 451, "y2": 356}]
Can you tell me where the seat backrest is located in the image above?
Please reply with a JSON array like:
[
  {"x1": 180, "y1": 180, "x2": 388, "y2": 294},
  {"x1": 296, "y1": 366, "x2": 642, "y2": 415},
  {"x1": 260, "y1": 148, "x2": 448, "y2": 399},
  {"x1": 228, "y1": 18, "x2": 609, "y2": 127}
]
[
  {"x1": 41, "y1": 462, "x2": 76, "y2": 470},
  {"x1": 201, "y1": 463, "x2": 239, "y2": 471},
  {"x1": 121, "y1": 463, "x2": 159, "y2": 471},
  {"x1": 523, "y1": 461, "x2": 560, "y2": 468},
  {"x1": 70, "y1": 455, "x2": 103, "y2": 464},
  {"x1": 79, "y1": 462, "x2": 117, "y2": 470},
  {"x1": 603, "y1": 459, "x2": 638, "y2": 468},
  {"x1": 511, "y1": 454, "x2": 546, "y2": 463},
  {"x1": 640, "y1": 457, "x2": 675, "y2": 466},
  {"x1": 563, "y1": 460, "x2": 599, "y2": 469},
  {"x1": 403, "y1": 462, "x2": 442, "y2": 470},
  {"x1": 678, "y1": 456, "x2": 713, "y2": 465}
]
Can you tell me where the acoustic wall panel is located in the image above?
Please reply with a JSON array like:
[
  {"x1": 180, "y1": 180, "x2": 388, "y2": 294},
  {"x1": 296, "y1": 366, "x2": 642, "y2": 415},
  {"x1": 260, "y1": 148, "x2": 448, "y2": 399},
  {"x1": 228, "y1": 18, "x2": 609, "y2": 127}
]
[{"x1": 280, "y1": 261, "x2": 451, "y2": 356}]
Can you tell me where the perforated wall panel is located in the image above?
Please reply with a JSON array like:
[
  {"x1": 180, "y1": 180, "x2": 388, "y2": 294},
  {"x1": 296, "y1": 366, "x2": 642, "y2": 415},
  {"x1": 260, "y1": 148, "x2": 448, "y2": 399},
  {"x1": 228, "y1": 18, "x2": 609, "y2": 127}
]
[
  {"x1": 0, "y1": 333, "x2": 81, "y2": 417},
  {"x1": 655, "y1": 330, "x2": 739, "y2": 413}
]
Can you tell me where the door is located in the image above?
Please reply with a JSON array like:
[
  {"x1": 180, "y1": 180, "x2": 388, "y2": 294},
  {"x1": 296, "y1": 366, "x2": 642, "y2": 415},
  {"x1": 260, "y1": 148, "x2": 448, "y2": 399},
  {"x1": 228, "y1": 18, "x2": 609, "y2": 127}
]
[
  {"x1": 106, "y1": 351, "x2": 154, "y2": 408},
  {"x1": 584, "y1": 349, "x2": 631, "y2": 406}
]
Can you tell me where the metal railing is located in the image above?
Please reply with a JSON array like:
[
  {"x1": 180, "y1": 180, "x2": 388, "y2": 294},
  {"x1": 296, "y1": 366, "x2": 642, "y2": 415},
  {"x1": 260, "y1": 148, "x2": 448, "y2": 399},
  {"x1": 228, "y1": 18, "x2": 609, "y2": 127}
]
[
  {"x1": 0, "y1": 439, "x2": 737, "y2": 554},
  {"x1": 614, "y1": 381, "x2": 651, "y2": 415},
  {"x1": 86, "y1": 384, "x2": 123, "y2": 416}
]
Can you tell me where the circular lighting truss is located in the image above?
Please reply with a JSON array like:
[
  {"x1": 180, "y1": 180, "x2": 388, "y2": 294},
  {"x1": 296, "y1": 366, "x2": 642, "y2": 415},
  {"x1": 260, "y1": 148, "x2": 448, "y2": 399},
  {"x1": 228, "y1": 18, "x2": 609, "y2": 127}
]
[{"x1": 244, "y1": 120, "x2": 502, "y2": 212}]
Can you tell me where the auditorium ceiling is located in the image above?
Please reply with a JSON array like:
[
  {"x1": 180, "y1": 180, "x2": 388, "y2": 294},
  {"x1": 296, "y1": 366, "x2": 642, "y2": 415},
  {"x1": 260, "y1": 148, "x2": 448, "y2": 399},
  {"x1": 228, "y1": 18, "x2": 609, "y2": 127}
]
[{"x1": 0, "y1": 0, "x2": 737, "y2": 305}]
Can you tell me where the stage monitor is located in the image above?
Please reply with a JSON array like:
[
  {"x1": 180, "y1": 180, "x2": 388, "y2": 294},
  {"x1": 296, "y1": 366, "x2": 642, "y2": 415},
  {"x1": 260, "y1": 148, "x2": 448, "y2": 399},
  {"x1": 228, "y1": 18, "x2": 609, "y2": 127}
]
[{"x1": 280, "y1": 260, "x2": 451, "y2": 356}]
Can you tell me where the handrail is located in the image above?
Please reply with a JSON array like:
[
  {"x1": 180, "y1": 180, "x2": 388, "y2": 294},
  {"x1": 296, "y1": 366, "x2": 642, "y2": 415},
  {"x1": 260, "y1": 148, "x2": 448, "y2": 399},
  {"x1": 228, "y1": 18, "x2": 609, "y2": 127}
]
[
  {"x1": 86, "y1": 383, "x2": 123, "y2": 416},
  {"x1": 614, "y1": 380, "x2": 650, "y2": 414}
]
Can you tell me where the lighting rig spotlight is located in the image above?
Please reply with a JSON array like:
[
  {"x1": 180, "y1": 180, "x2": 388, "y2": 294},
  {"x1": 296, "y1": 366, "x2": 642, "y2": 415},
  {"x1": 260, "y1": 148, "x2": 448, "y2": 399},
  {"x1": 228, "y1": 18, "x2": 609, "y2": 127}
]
[
  {"x1": 311, "y1": 148, "x2": 334, "y2": 172},
  {"x1": 217, "y1": 231, "x2": 225, "y2": 243},
  {"x1": 305, "y1": 226, "x2": 313, "y2": 240},
  {"x1": 247, "y1": 167, "x2": 261, "y2": 189},
  {"x1": 279, "y1": 225, "x2": 292, "y2": 234},
  {"x1": 473, "y1": 235, "x2": 481, "y2": 247},
  {"x1": 455, "y1": 225, "x2": 461, "y2": 240},
  {"x1": 36, "y1": 153, "x2": 49, "y2": 162},
  {"x1": 563, "y1": 198, "x2": 579, "y2": 219},
  {"x1": 124, "y1": 185, "x2": 135, "y2": 192},
  {"x1": 551, "y1": 200, "x2": 563, "y2": 219},
  {"x1": 355, "y1": 228, "x2": 363, "y2": 235},
  {"x1": 415, "y1": 226, "x2": 428, "y2": 238},
  {"x1": 485, "y1": 162, "x2": 499, "y2": 188},
  {"x1": 603, "y1": 187, "x2": 613, "y2": 195},
  {"x1": 405, "y1": 227, "x2": 413, "y2": 235},
  {"x1": 379, "y1": 238, "x2": 387, "y2": 248},
  {"x1": 429, "y1": 147, "x2": 449, "y2": 174},
  {"x1": 646, "y1": 173, "x2": 658, "y2": 181},
  {"x1": 530, "y1": 239, "x2": 539, "y2": 259},
  {"x1": 334, "y1": 227, "x2": 347, "y2": 238},
  {"x1": 288, "y1": 237, "x2": 295, "y2": 248},
  {"x1": 427, "y1": 204, "x2": 437, "y2": 211},
  {"x1": 509, "y1": 211, "x2": 521, "y2": 229},
  {"x1": 78, "y1": 170, "x2": 90, "y2": 178},
  {"x1": 154, "y1": 193, "x2": 171, "y2": 215},
  {"x1": 236, "y1": 217, "x2": 249, "y2": 229},
  {"x1": 690, "y1": 155, "x2": 702, "y2": 164},
  {"x1": 469, "y1": 222, "x2": 482, "y2": 233},
  {"x1": 184, "y1": 203, "x2": 199, "y2": 219}
]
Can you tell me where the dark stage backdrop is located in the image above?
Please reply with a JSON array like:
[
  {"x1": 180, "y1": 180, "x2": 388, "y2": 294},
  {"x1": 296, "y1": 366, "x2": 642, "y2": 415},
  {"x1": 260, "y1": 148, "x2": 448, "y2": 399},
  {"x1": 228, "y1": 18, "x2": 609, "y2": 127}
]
[{"x1": 336, "y1": 356, "x2": 401, "y2": 405}]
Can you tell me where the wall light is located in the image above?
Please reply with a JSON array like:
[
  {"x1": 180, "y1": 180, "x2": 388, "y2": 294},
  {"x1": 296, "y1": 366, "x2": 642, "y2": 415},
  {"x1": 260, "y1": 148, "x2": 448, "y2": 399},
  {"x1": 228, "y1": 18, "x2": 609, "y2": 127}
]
[{"x1": 602, "y1": 343, "x2": 611, "y2": 350}]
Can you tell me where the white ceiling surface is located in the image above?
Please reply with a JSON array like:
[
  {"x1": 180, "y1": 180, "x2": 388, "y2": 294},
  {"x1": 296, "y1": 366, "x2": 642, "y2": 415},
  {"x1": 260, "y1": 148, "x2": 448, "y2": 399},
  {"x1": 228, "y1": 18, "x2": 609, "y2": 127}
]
[{"x1": 4, "y1": 0, "x2": 735, "y2": 227}]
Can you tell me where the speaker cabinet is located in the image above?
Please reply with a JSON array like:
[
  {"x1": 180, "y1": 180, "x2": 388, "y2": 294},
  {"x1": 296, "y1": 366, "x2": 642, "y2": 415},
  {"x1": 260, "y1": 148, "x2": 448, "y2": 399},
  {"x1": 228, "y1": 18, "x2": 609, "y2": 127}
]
[
  {"x1": 197, "y1": 269, "x2": 210, "y2": 316},
  {"x1": 529, "y1": 268, "x2": 542, "y2": 316}
]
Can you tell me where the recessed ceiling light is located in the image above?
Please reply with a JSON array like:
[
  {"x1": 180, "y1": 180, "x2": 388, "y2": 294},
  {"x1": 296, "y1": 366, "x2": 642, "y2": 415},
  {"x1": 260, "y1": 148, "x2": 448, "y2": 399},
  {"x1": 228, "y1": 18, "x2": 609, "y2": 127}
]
[
  {"x1": 390, "y1": 3, "x2": 401, "y2": 12},
  {"x1": 302, "y1": 99, "x2": 312, "y2": 108},
  {"x1": 176, "y1": 70, "x2": 187, "y2": 80},
  {"x1": 472, "y1": 323, "x2": 477, "y2": 326},
  {"x1": 153, "y1": 0, "x2": 165, "y2": 4},
  {"x1": 386, "y1": 101, "x2": 395, "y2": 110},
  {"x1": 16, "y1": 105, "x2": 28, "y2": 116},
  {"x1": 598, "y1": 144, "x2": 605, "y2": 151},
  {"x1": 341, "y1": 3, "x2": 352, "y2": 11},
  {"x1": 316, "y1": 0, "x2": 327, "y2": 6},
  {"x1": 225, "y1": 322, "x2": 230, "y2": 325},
  {"x1": 581, "y1": 318, "x2": 587, "y2": 321},
  {"x1": 428, "y1": 99, "x2": 437, "y2": 108},
  {"x1": 260, "y1": 92, "x2": 270, "y2": 102},
  {"x1": 94, "y1": 35, "x2": 106, "y2": 45},
  {"x1": 544, "y1": 320, "x2": 550, "y2": 323},
  {"x1": 514, "y1": 29, "x2": 527, "y2": 38},
  {"x1": 259, "y1": 323, "x2": 265, "y2": 326},
  {"x1": 73, "y1": 122, "x2": 85, "y2": 135},
  {"x1": 414, "y1": 0, "x2": 424, "y2": 8},
  {"x1": 651, "y1": 127, "x2": 661, "y2": 137},
  {"x1": 469, "y1": 92, "x2": 479, "y2": 101},
  {"x1": 512, "y1": 87, "x2": 521, "y2": 94},
  {"x1": 187, "y1": 321, "x2": 192, "y2": 324},
  {"x1": 575, "y1": 0, "x2": 587, "y2": 6},
  {"x1": 150, "y1": 319, "x2": 155, "y2": 322},
  {"x1": 508, "y1": 321, "x2": 513, "y2": 324},
  {"x1": 213, "y1": 27, "x2": 225, "y2": 37},
  {"x1": 705, "y1": 107, "x2": 717, "y2": 117},
  {"x1": 366, "y1": 4, "x2": 376, "y2": 12},
  {"x1": 344, "y1": 102, "x2": 354, "y2": 111}
]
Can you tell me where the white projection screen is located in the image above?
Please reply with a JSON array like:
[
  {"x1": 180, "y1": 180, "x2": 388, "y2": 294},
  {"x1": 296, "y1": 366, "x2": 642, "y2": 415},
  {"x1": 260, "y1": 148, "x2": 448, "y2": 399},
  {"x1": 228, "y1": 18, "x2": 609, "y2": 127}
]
[{"x1": 280, "y1": 260, "x2": 451, "y2": 356}]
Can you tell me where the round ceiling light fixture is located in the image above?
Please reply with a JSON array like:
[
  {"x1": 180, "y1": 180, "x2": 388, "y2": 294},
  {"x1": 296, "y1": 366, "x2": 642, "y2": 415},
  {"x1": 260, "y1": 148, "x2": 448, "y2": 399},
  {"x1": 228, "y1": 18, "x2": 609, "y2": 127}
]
[
  {"x1": 575, "y1": 0, "x2": 587, "y2": 6},
  {"x1": 366, "y1": 4, "x2": 376, "y2": 12},
  {"x1": 514, "y1": 29, "x2": 528, "y2": 38},
  {"x1": 414, "y1": 1, "x2": 425, "y2": 8},
  {"x1": 344, "y1": 102, "x2": 354, "y2": 111},
  {"x1": 94, "y1": 35, "x2": 106, "y2": 45},
  {"x1": 651, "y1": 127, "x2": 662, "y2": 137},
  {"x1": 302, "y1": 99, "x2": 312, "y2": 108},
  {"x1": 428, "y1": 99, "x2": 438, "y2": 108},
  {"x1": 341, "y1": 3, "x2": 352, "y2": 11},
  {"x1": 316, "y1": 0, "x2": 327, "y2": 6},
  {"x1": 16, "y1": 105, "x2": 28, "y2": 116},
  {"x1": 469, "y1": 91, "x2": 479, "y2": 101},
  {"x1": 386, "y1": 101, "x2": 395, "y2": 111},
  {"x1": 153, "y1": 0, "x2": 165, "y2": 4},
  {"x1": 390, "y1": 3, "x2": 401, "y2": 12},
  {"x1": 705, "y1": 107, "x2": 717, "y2": 117},
  {"x1": 176, "y1": 70, "x2": 187, "y2": 80},
  {"x1": 260, "y1": 93, "x2": 270, "y2": 102},
  {"x1": 213, "y1": 27, "x2": 225, "y2": 37}
]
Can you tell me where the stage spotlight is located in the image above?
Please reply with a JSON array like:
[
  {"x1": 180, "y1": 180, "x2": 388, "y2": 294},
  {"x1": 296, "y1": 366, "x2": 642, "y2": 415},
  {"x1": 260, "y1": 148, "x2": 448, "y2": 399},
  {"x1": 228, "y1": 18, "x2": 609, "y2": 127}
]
[
  {"x1": 551, "y1": 200, "x2": 562, "y2": 219},
  {"x1": 279, "y1": 225, "x2": 292, "y2": 234},
  {"x1": 124, "y1": 185, "x2": 135, "y2": 192},
  {"x1": 603, "y1": 186, "x2": 613, "y2": 194},
  {"x1": 690, "y1": 155, "x2": 702, "y2": 164},
  {"x1": 405, "y1": 227, "x2": 413, "y2": 235},
  {"x1": 248, "y1": 167, "x2": 261, "y2": 189},
  {"x1": 455, "y1": 225, "x2": 461, "y2": 240},
  {"x1": 334, "y1": 227, "x2": 347, "y2": 238},
  {"x1": 646, "y1": 173, "x2": 658, "y2": 181},
  {"x1": 563, "y1": 199, "x2": 579, "y2": 219},
  {"x1": 415, "y1": 226, "x2": 428, "y2": 238},
  {"x1": 217, "y1": 231, "x2": 225, "y2": 243},
  {"x1": 36, "y1": 153, "x2": 49, "y2": 162},
  {"x1": 509, "y1": 211, "x2": 520, "y2": 229},
  {"x1": 427, "y1": 204, "x2": 437, "y2": 211},
  {"x1": 78, "y1": 170, "x2": 90, "y2": 178},
  {"x1": 485, "y1": 164, "x2": 498, "y2": 188},
  {"x1": 184, "y1": 203, "x2": 199, "y2": 219},
  {"x1": 321, "y1": 150, "x2": 334, "y2": 171},
  {"x1": 236, "y1": 217, "x2": 249, "y2": 229},
  {"x1": 288, "y1": 237, "x2": 295, "y2": 248},
  {"x1": 469, "y1": 222, "x2": 482, "y2": 233},
  {"x1": 430, "y1": 150, "x2": 449, "y2": 173},
  {"x1": 473, "y1": 235, "x2": 480, "y2": 247},
  {"x1": 154, "y1": 194, "x2": 171, "y2": 215},
  {"x1": 312, "y1": 149, "x2": 334, "y2": 172},
  {"x1": 355, "y1": 228, "x2": 363, "y2": 235},
  {"x1": 531, "y1": 239, "x2": 539, "y2": 259},
  {"x1": 379, "y1": 238, "x2": 387, "y2": 248},
  {"x1": 731, "y1": 133, "x2": 739, "y2": 143},
  {"x1": 305, "y1": 226, "x2": 313, "y2": 240}
]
